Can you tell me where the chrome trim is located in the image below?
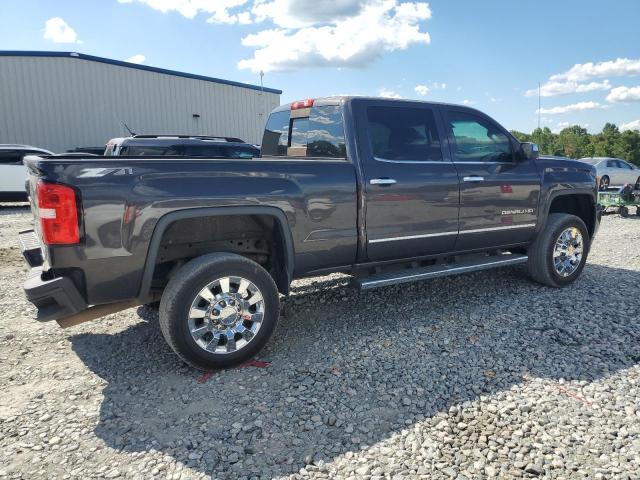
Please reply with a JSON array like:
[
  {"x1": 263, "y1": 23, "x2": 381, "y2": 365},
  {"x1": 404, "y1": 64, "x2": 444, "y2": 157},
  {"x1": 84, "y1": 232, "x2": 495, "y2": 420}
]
[
  {"x1": 459, "y1": 223, "x2": 536, "y2": 234},
  {"x1": 463, "y1": 176, "x2": 485, "y2": 182},
  {"x1": 453, "y1": 161, "x2": 514, "y2": 165},
  {"x1": 369, "y1": 231, "x2": 457, "y2": 243},
  {"x1": 370, "y1": 178, "x2": 397, "y2": 185},
  {"x1": 368, "y1": 223, "x2": 535, "y2": 243},
  {"x1": 373, "y1": 156, "x2": 449, "y2": 164}
]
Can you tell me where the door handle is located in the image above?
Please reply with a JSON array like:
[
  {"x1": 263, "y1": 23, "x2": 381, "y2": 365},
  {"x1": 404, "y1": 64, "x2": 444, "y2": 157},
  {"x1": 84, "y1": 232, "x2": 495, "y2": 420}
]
[
  {"x1": 463, "y1": 176, "x2": 485, "y2": 182},
  {"x1": 370, "y1": 178, "x2": 397, "y2": 185}
]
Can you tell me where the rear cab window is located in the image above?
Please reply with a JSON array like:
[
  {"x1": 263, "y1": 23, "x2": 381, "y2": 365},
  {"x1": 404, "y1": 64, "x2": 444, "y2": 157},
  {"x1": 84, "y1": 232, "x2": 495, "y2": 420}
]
[{"x1": 261, "y1": 102, "x2": 346, "y2": 158}]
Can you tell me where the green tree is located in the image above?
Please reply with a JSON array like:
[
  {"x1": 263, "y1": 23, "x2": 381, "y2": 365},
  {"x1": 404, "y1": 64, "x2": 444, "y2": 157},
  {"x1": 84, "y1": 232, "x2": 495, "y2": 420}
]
[
  {"x1": 558, "y1": 125, "x2": 591, "y2": 159},
  {"x1": 513, "y1": 123, "x2": 640, "y2": 166},
  {"x1": 530, "y1": 127, "x2": 560, "y2": 156},
  {"x1": 510, "y1": 130, "x2": 531, "y2": 142}
]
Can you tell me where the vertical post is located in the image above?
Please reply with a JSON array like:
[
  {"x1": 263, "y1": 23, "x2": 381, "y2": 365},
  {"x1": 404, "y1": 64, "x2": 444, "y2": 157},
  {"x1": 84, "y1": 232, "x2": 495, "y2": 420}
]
[
  {"x1": 538, "y1": 82, "x2": 541, "y2": 130},
  {"x1": 259, "y1": 70, "x2": 265, "y2": 144}
]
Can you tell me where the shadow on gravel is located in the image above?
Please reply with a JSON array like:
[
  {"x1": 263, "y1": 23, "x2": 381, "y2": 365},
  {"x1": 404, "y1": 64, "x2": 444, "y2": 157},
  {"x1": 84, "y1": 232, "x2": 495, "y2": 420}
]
[{"x1": 70, "y1": 263, "x2": 640, "y2": 478}]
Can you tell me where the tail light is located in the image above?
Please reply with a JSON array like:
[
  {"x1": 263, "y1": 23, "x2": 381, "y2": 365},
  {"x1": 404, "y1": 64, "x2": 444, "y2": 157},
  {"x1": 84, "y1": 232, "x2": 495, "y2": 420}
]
[
  {"x1": 291, "y1": 99, "x2": 314, "y2": 110},
  {"x1": 37, "y1": 182, "x2": 80, "y2": 245}
]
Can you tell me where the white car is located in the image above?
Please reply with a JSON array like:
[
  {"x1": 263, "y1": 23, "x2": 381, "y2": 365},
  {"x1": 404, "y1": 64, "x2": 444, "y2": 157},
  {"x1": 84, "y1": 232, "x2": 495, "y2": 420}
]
[
  {"x1": 580, "y1": 157, "x2": 640, "y2": 190},
  {"x1": 0, "y1": 144, "x2": 53, "y2": 201}
]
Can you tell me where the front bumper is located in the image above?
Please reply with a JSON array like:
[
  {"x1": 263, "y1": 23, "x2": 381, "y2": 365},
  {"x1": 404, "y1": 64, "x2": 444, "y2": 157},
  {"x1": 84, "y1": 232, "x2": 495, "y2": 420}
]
[
  {"x1": 593, "y1": 202, "x2": 604, "y2": 238},
  {"x1": 19, "y1": 230, "x2": 87, "y2": 322}
]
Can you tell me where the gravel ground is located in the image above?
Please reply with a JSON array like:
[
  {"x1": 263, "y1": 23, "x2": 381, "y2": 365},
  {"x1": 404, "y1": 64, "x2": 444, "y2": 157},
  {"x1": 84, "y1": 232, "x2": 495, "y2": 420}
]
[{"x1": 1, "y1": 204, "x2": 639, "y2": 480}]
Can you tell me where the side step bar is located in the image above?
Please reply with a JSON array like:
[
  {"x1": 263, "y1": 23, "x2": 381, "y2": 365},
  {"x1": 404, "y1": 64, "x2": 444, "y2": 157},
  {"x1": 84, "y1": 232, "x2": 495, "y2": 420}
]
[{"x1": 354, "y1": 254, "x2": 528, "y2": 290}]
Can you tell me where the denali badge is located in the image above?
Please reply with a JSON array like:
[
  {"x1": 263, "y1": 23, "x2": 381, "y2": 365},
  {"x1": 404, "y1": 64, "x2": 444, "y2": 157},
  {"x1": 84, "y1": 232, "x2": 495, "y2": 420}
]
[{"x1": 502, "y1": 208, "x2": 535, "y2": 215}]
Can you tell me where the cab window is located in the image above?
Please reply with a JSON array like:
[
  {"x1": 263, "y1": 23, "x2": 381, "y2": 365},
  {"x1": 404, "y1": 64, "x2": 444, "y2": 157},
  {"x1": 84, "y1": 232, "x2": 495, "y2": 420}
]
[
  {"x1": 447, "y1": 112, "x2": 513, "y2": 163},
  {"x1": 0, "y1": 150, "x2": 22, "y2": 165},
  {"x1": 261, "y1": 110, "x2": 290, "y2": 156},
  {"x1": 261, "y1": 105, "x2": 346, "y2": 158},
  {"x1": 366, "y1": 106, "x2": 442, "y2": 162}
]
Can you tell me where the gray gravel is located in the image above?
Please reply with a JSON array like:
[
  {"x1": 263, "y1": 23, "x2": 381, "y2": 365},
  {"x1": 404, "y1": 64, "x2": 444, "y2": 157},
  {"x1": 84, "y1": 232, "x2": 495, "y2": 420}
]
[{"x1": 1, "y1": 204, "x2": 639, "y2": 479}]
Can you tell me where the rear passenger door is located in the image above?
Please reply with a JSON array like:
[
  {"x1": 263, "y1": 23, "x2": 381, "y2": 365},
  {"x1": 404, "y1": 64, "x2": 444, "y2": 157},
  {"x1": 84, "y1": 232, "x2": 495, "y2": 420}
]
[
  {"x1": 355, "y1": 100, "x2": 460, "y2": 261},
  {"x1": 442, "y1": 108, "x2": 540, "y2": 251}
]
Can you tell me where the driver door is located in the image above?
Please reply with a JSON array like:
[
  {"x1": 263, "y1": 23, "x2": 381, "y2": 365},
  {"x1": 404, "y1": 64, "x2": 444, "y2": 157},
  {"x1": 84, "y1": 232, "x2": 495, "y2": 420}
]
[{"x1": 442, "y1": 108, "x2": 541, "y2": 251}]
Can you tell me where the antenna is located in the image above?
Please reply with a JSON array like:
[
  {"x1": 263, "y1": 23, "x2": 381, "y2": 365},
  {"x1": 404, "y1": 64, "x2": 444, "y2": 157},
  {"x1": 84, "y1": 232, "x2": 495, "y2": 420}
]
[{"x1": 122, "y1": 121, "x2": 135, "y2": 136}]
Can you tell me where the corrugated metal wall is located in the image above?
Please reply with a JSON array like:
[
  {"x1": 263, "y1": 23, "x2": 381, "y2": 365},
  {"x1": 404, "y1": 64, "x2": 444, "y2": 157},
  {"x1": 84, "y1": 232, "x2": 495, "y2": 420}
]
[{"x1": 0, "y1": 56, "x2": 280, "y2": 152}]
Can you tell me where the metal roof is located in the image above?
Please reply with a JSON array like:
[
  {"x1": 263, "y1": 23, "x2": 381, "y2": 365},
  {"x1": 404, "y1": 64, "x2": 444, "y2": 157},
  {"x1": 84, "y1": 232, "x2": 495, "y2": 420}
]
[{"x1": 0, "y1": 51, "x2": 282, "y2": 94}]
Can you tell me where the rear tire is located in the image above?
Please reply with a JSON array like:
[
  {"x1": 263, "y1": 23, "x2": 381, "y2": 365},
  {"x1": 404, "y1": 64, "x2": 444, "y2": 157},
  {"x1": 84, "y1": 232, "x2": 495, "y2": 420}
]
[
  {"x1": 159, "y1": 253, "x2": 280, "y2": 370},
  {"x1": 620, "y1": 206, "x2": 629, "y2": 218},
  {"x1": 527, "y1": 213, "x2": 589, "y2": 288}
]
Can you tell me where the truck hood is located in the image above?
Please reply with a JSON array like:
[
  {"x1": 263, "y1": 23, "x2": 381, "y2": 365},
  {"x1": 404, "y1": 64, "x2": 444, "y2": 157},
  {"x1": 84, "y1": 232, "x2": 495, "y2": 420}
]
[{"x1": 536, "y1": 156, "x2": 596, "y2": 175}]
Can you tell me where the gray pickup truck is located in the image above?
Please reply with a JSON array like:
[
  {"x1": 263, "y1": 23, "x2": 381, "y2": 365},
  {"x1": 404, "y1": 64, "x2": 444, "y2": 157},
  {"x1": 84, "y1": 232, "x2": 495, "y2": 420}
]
[{"x1": 20, "y1": 97, "x2": 602, "y2": 369}]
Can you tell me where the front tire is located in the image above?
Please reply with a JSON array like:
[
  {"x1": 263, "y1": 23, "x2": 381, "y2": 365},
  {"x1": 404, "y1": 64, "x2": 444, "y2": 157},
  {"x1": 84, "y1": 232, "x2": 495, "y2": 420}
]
[
  {"x1": 159, "y1": 253, "x2": 280, "y2": 370},
  {"x1": 527, "y1": 213, "x2": 589, "y2": 288},
  {"x1": 599, "y1": 176, "x2": 610, "y2": 191}
]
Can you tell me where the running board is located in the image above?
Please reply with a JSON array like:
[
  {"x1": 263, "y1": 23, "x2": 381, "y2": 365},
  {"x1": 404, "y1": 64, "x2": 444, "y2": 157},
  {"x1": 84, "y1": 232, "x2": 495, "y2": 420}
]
[{"x1": 354, "y1": 254, "x2": 528, "y2": 291}]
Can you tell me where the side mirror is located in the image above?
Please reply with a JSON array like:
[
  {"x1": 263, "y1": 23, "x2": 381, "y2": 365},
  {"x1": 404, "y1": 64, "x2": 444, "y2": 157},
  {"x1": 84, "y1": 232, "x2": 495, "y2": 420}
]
[{"x1": 521, "y1": 142, "x2": 539, "y2": 161}]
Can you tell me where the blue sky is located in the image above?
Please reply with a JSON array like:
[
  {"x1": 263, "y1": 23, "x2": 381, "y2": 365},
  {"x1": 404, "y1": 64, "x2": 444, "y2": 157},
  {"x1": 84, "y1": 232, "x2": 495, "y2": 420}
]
[{"x1": 2, "y1": 0, "x2": 640, "y2": 133}]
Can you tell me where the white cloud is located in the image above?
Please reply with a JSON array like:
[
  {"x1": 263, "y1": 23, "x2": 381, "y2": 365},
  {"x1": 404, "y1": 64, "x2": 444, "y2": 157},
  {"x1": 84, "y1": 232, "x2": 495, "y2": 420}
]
[
  {"x1": 414, "y1": 84, "x2": 430, "y2": 96},
  {"x1": 552, "y1": 121, "x2": 590, "y2": 134},
  {"x1": 431, "y1": 82, "x2": 446, "y2": 89},
  {"x1": 620, "y1": 120, "x2": 640, "y2": 132},
  {"x1": 537, "y1": 101, "x2": 602, "y2": 115},
  {"x1": 43, "y1": 17, "x2": 80, "y2": 44},
  {"x1": 525, "y1": 80, "x2": 611, "y2": 97},
  {"x1": 378, "y1": 88, "x2": 402, "y2": 99},
  {"x1": 126, "y1": 54, "x2": 146, "y2": 64},
  {"x1": 120, "y1": 0, "x2": 252, "y2": 24},
  {"x1": 462, "y1": 99, "x2": 475, "y2": 105},
  {"x1": 238, "y1": 0, "x2": 432, "y2": 72},
  {"x1": 550, "y1": 58, "x2": 640, "y2": 82},
  {"x1": 606, "y1": 85, "x2": 640, "y2": 103},
  {"x1": 118, "y1": 0, "x2": 433, "y2": 71}
]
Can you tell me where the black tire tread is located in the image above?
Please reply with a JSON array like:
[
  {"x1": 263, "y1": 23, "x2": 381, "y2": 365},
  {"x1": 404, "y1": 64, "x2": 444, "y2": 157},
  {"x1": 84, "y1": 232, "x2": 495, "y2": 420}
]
[
  {"x1": 527, "y1": 213, "x2": 589, "y2": 288},
  {"x1": 159, "y1": 252, "x2": 279, "y2": 370}
]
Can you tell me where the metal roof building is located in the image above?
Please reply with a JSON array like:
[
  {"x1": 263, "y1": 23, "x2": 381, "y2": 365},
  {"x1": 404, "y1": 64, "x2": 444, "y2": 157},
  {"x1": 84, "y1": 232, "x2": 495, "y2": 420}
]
[{"x1": 0, "y1": 51, "x2": 282, "y2": 153}]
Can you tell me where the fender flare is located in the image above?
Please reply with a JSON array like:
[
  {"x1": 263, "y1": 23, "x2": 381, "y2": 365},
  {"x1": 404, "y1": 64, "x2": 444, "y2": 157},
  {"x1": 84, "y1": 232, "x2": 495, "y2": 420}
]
[
  {"x1": 536, "y1": 188, "x2": 598, "y2": 236},
  {"x1": 137, "y1": 206, "x2": 295, "y2": 302}
]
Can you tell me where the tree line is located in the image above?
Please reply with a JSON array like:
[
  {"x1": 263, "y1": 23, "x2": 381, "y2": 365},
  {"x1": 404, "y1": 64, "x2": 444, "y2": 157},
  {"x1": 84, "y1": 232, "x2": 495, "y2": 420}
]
[{"x1": 510, "y1": 123, "x2": 640, "y2": 166}]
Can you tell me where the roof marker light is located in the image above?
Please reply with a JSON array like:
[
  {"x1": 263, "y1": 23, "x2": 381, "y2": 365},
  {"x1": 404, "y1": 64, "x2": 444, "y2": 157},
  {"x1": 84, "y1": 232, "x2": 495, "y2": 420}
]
[{"x1": 291, "y1": 99, "x2": 314, "y2": 110}]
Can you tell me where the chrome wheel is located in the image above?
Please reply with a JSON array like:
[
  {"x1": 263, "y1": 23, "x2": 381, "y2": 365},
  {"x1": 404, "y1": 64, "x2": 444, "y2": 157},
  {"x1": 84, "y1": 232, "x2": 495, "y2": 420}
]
[
  {"x1": 188, "y1": 276, "x2": 264, "y2": 354},
  {"x1": 599, "y1": 176, "x2": 609, "y2": 191},
  {"x1": 553, "y1": 227, "x2": 584, "y2": 277}
]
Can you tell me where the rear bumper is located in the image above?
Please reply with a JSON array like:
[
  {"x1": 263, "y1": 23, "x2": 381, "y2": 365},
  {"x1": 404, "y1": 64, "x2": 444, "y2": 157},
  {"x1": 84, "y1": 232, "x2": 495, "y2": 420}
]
[{"x1": 19, "y1": 230, "x2": 87, "y2": 322}]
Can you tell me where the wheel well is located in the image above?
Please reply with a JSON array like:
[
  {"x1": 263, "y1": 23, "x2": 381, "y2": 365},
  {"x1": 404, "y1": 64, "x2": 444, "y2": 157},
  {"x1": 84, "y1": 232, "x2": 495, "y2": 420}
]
[
  {"x1": 149, "y1": 214, "x2": 290, "y2": 295},
  {"x1": 548, "y1": 194, "x2": 595, "y2": 236}
]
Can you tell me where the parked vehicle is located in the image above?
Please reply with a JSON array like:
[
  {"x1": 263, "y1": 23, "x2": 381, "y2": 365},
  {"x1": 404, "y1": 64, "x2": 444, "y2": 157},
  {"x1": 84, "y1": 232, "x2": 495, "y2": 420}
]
[
  {"x1": 0, "y1": 144, "x2": 53, "y2": 201},
  {"x1": 104, "y1": 134, "x2": 258, "y2": 158},
  {"x1": 104, "y1": 137, "x2": 126, "y2": 156},
  {"x1": 19, "y1": 97, "x2": 601, "y2": 369},
  {"x1": 579, "y1": 157, "x2": 640, "y2": 190},
  {"x1": 66, "y1": 147, "x2": 106, "y2": 156}
]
